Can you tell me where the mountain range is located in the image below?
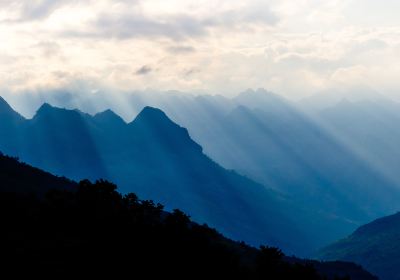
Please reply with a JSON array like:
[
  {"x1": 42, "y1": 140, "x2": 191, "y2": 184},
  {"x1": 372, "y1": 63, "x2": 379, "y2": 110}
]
[
  {"x1": 0, "y1": 96, "x2": 310, "y2": 255},
  {"x1": 123, "y1": 89, "x2": 400, "y2": 252},
  {"x1": 2, "y1": 88, "x2": 400, "y2": 257}
]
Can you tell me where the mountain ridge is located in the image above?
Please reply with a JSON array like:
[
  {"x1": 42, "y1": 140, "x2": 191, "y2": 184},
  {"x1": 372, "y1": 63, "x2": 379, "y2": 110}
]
[{"x1": 0, "y1": 96, "x2": 311, "y2": 255}]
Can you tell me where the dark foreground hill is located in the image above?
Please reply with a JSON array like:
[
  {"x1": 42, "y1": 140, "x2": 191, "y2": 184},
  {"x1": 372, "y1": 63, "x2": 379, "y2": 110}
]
[
  {"x1": 0, "y1": 154, "x2": 376, "y2": 279},
  {"x1": 319, "y1": 212, "x2": 400, "y2": 280},
  {"x1": 0, "y1": 152, "x2": 75, "y2": 194}
]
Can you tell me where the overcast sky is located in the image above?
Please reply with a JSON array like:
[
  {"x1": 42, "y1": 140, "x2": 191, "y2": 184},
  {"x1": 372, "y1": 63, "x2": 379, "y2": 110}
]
[{"x1": 1, "y1": 0, "x2": 400, "y2": 98}]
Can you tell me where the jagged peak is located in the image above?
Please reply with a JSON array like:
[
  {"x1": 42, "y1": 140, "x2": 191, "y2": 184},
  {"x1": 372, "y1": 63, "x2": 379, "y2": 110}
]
[
  {"x1": 94, "y1": 109, "x2": 126, "y2": 125},
  {"x1": 131, "y1": 106, "x2": 171, "y2": 125},
  {"x1": 37, "y1": 102, "x2": 54, "y2": 111},
  {"x1": 34, "y1": 103, "x2": 84, "y2": 120},
  {"x1": 0, "y1": 96, "x2": 24, "y2": 119},
  {"x1": 130, "y1": 106, "x2": 203, "y2": 153},
  {"x1": 95, "y1": 109, "x2": 120, "y2": 118}
]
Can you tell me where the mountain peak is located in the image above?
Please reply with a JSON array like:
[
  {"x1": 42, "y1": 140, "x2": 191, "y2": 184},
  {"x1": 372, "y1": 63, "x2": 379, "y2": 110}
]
[
  {"x1": 234, "y1": 88, "x2": 287, "y2": 109},
  {"x1": 138, "y1": 106, "x2": 167, "y2": 116},
  {"x1": 130, "y1": 106, "x2": 202, "y2": 153},
  {"x1": 34, "y1": 103, "x2": 61, "y2": 119},
  {"x1": 95, "y1": 109, "x2": 122, "y2": 119},
  {"x1": 0, "y1": 96, "x2": 24, "y2": 120},
  {"x1": 36, "y1": 102, "x2": 55, "y2": 113},
  {"x1": 93, "y1": 109, "x2": 126, "y2": 126},
  {"x1": 34, "y1": 103, "x2": 85, "y2": 122},
  {"x1": 131, "y1": 106, "x2": 170, "y2": 125}
]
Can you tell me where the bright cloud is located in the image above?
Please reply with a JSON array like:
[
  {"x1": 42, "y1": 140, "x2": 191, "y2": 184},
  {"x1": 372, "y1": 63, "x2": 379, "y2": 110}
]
[{"x1": 0, "y1": 0, "x2": 400, "y2": 98}]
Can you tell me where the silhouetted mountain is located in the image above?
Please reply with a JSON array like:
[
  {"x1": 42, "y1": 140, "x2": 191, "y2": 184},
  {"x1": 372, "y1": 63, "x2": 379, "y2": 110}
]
[
  {"x1": 0, "y1": 157, "x2": 376, "y2": 279},
  {"x1": 0, "y1": 99, "x2": 312, "y2": 255},
  {"x1": 0, "y1": 152, "x2": 75, "y2": 194},
  {"x1": 319, "y1": 211, "x2": 400, "y2": 280}
]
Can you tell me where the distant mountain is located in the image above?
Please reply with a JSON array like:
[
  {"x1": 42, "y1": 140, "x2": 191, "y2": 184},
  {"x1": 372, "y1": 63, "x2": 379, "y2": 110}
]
[
  {"x1": 298, "y1": 87, "x2": 387, "y2": 111},
  {"x1": 318, "y1": 98, "x2": 400, "y2": 187},
  {"x1": 319, "y1": 211, "x2": 400, "y2": 280},
  {"x1": 0, "y1": 156, "x2": 376, "y2": 279},
  {"x1": 0, "y1": 98, "x2": 311, "y2": 255},
  {"x1": 233, "y1": 88, "x2": 292, "y2": 113}
]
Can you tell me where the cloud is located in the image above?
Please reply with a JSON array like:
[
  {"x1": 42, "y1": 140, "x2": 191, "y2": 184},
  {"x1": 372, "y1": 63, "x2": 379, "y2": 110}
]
[
  {"x1": 55, "y1": 1, "x2": 279, "y2": 41},
  {"x1": 166, "y1": 45, "x2": 196, "y2": 54},
  {"x1": 0, "y1": 0, "x2": 77, "y2": 21},
  {"x1": 135, "y1": 65, "x2": 152, "y2": 75},
  {"x1": 20, "y1": 0, "x2": 67, "y2": 20},
  {"x1": 183, "y1": 68, "x2": 200, "y2": 76},
  {"x1": 87, "y1": 13, "x2": 208, "y2": 41},
  {"x1": 1, "y1": 0, "x2": 400, "y2": 99},
  {"x1": 34, "y1": 41, "x2": 63, "y2": 59}
]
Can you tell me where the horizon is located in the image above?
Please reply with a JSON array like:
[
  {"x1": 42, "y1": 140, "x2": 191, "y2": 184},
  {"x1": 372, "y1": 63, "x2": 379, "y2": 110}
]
[{"x1": 1, "y1": 86, "x2": 398, "y2": 121}]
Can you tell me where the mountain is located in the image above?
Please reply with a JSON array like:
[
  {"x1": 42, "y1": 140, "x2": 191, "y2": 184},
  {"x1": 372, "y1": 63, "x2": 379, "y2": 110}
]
[
  {"x1": 0, "y1": 157, "x2": 376, "y2": 279},
  {"x1": 22, "y1": 103, "x2": 108, "y2": 181},
  {"x1": 0, "y1": 98, "x2": 312, "y2": 255},
  {"x1": 3, "y1": 92, "x2": 400, "y2": 255},
  {"x1": 0, "y1": 96, "x2": 25, "y2": 155},
  {"x1": 153, "y1": 92, "x2": 400, "y2": 252},
  {"x1": 318, "y1": 98, "x2": 400, "y2": 187},
  {"x1": 298, "y1": 87, "x2": 387, "y2": 111},
  {"x1": 319, "y1": 212, "x2": 400, "y2": 280},
  {"x1": 0, "y1": 152, "x2": 75, "y2": 194},
  {"x1": 233, "y1": 88, "x2": 292, "y2": 113}
]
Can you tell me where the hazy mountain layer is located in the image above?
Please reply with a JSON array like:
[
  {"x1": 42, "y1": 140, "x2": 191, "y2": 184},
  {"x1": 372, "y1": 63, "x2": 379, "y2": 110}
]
[
  {"x1": 140, "y1": 90, "x2": 400, "y2": 252},
  {"x1": 2, "y1": 89, "x2": 400, "y2": 256}
]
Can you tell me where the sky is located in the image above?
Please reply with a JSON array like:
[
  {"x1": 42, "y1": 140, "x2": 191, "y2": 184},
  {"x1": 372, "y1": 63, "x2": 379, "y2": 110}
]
[{"x1": 1, "y1": 0, "x2": 400, "y2": 99}]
